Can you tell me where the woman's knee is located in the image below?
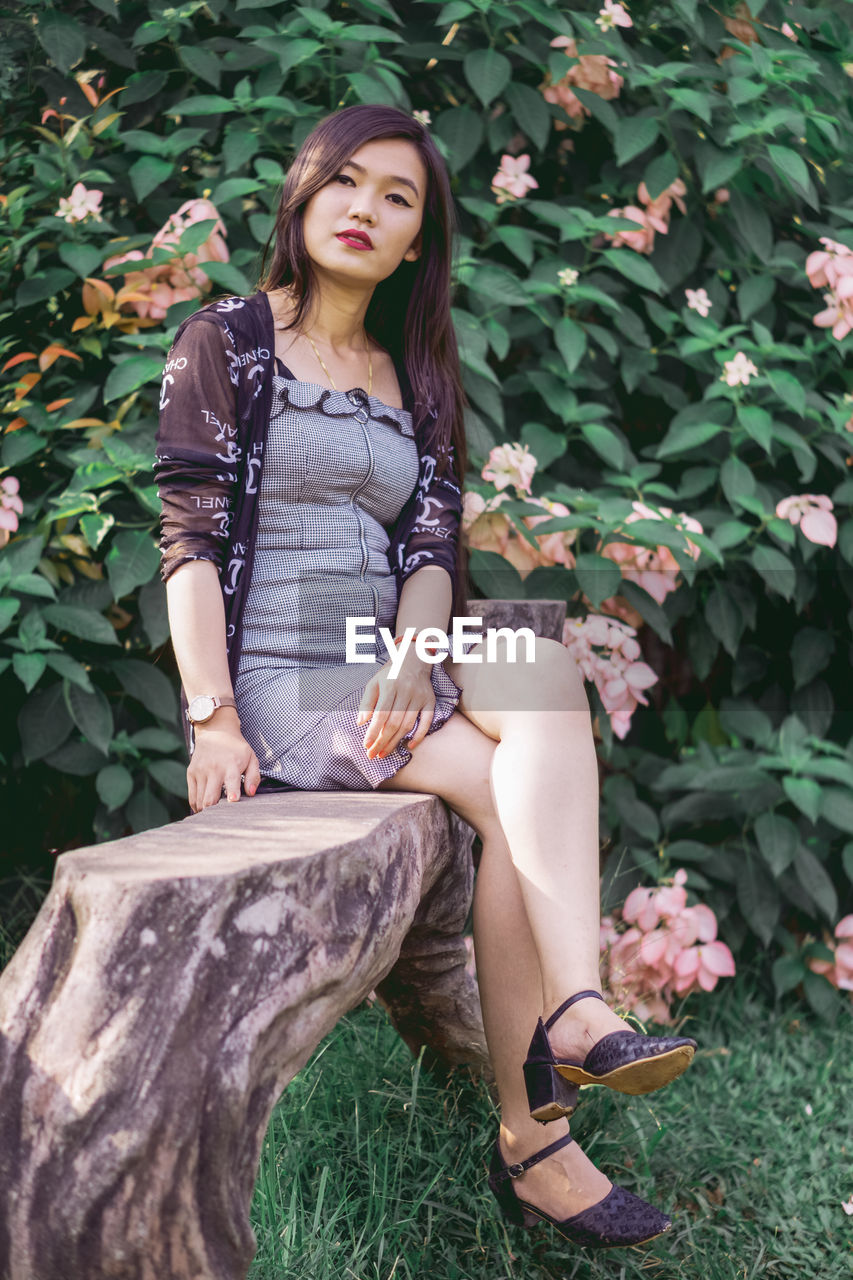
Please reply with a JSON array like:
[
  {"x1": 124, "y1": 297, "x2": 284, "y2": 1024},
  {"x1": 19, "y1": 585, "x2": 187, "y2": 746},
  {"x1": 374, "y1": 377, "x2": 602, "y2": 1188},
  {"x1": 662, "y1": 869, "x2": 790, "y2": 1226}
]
[
  {"x1": 449, "y1": 633, "x2": 589, "y2": 716},
  {"x1": 375, "y1": 709, "x2": 499, "y2": 836}
]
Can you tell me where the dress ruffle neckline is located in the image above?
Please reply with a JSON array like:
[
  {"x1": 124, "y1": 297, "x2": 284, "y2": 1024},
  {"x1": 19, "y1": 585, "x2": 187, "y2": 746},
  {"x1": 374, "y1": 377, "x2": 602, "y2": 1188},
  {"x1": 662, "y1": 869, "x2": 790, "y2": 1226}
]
[{"x1": 272, "y1": 373, "x2": 415, "y2": 437}]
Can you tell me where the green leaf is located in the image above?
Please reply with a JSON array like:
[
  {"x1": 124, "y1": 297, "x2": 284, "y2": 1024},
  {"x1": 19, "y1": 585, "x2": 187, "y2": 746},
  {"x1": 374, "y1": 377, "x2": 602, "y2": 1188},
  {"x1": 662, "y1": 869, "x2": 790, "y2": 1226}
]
[
  {"x1": 9, "y1": 573, "x2": 56, "y2": 600},
  {"x1": 737, "y1": 274, "x2": 774, "y2": 322},
  {"x1": 13, "y1": 652, "x2": 46, "y2": 693},
  {"x1": 655, "y1": 420, "x2": 725, "y2": 459},
  {"x1": 750, "y1": 545, "x2": 796, "y2": 601},
  {"x1": 178, "y1": 45, "x2": 221, "y2": 89},
  {"x1": 463, "y1": 48, "x2": 511, "y2": 107},
  {"x1": 0, "y1": 598, "x2": 21, "y2": 633},
  {"x1": 791, "y1": 628, "x2": 834, "y2": 689},
  {"x1": 772, "y1": 954, "x2": 805, "y2": 998},
  {"x1": 16, "y1": 270, "x2": 76, "y2": 308},
  {"x1": 147, "y1": 758, "x2": 190, "y2": 798},
  {"x1": 607, "y1": 777, "x2": 660, "y2": 842},
  {"x1": 641, "y1": 151, "x2": 680, "y2": 202},
  {"x1": 666, "y1": 88, "x2": 713, "y2": 126},
  {"x1": 58, "y1": 243, "x2": 104, "y2": 278},
  {"x1": 736, "y1": 405, "x2": 772, "y2": 453},
  {"x1": 210, "y1": 178, "x2": 264, "y2": 206},
  {"x1": 43, "y1": 739, "x2": 107, "y2": 776},
  {"x1": 467, "y1": 549, "x2": 524, "y2": 600},
  {"x1": 579, "y1": 422, "x2": 626, "y2": 470},
  {"x1": 126, "y1": 787, "x2": 171, "y2": 833},
  {"x1": 767, "y1": 368, "x2": 806, "y2": 418},
  {"x1": 767, "y1": 144, "x2": 810, "y2": 194},
  {"x1": 105, "y1": 529, "x2": 160, "y2": 601},
  {"x1": 803, "y1": 970, "x2": 838, "y2": 1021},
  {"x1": 794, "y1": 846, "x2": 838, "y2": 923},
  {"x1": 80, "y1": 512, "x2": 115, "y2": 551},
  {"x1": 103, "y1": 355, "x2": 165, "y2": 404},
  {"x1": 45, "y1": 652, "x2": 94, "y2": 692},
  {"x1": 504, "y1": 82, "x2": 551, "y2": 152},
  {"x1": 697, "y1": 146, "x2": 743, "y2": 195},
  {"x1": 554, "y1": 316, "x2": 587, "y2": 375},
  {"x1": 17, "y1": 682, "x2": 74, "y2": 763},
  {"x1": 35, "y1": 12, "x2": 87, "y2": 74},
  {"x1": 1, "y1": 536, "x2": 45, "y2": 575},
  {"x1": 168, "y1": 94, "x2": 233, "y2": 116},
  {"x1": 131, "y1": 727, "x2": 184, "y2": 753},
  {"x1": 704, "y1": 584, "x2": 742, "y2": 657},
  {"x1": 65, "y1": 683, "x2": 114, "y2": 756},
  {"x1": 573, "y1": 554, "x2": 622, "y2": 609},
  {"x1": 736, "y1": 853, "x2": 780, "y2": 945},
  {"x1": 96, "y1": 763, "x2": 134, "y2": 812},
  {"x1": 782, "y1": 775, "x2": 821, "y2": 824},
  {"x1": 613, "y1": 116, "x2": 660, "y2": 166},
  {"x1": 754, "y1": 812, "x2": 798, "y2": 876},
  {"x1": 665, "y1": 840, "x2": 714, "y2": 863},
  {"x1": 819, "y1": 787, "x2": 853, "y2": 836},
  {"x1": 112, "y1": 658, "x2": 177, "y2": 722},
  {"x1": 138, "y1": 575, "x2": 170, "y2": 648},
  {"x1": 434, "y1": 106, "x2": 484, "y2": 173},
  {"x1": 198, "y1": 260, "x2": 255, "y2": 295},
  {"x1": 42, "y1": 604, "x2": 119, "y2": 646},
  {"x1": 600, "y1": 249, "x2": 666, "y2": 296},
  {"x1": 129, "y1": 155, "x2": 174, "y2": 202}
]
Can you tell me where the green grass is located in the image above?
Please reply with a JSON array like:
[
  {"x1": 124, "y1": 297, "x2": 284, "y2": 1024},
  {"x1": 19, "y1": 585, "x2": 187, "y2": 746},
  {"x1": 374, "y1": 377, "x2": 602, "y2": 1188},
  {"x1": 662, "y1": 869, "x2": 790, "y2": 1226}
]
[
  {"x1": 3, "y1": 884, "x2": 851, "y2": 1278},
  {"x1": 248, "y1": 969, "x2": 853, "y2": 1280}
]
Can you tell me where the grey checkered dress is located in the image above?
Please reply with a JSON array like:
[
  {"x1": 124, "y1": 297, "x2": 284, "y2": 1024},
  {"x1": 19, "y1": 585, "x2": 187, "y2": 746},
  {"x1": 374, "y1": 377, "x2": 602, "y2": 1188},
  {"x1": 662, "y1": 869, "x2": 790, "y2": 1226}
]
[{"x1": 233, "y1": 364, "x2": 468, "y2": 790}]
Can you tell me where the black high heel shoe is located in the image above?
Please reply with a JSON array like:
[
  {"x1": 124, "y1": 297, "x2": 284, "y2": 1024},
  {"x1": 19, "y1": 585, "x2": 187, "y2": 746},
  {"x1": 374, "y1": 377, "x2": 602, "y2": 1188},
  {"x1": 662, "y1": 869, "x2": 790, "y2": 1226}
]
[
  {"x1": 524, "y1": 988, "x2": 697, "y2": 1123},
  {"x1": 488, "y1": 1130, "x2": 672, "y2": 1249}
]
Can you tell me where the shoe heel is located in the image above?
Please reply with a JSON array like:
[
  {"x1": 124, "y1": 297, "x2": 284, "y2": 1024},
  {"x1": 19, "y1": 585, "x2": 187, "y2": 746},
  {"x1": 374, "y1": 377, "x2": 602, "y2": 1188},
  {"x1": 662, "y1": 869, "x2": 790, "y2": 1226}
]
[
  {"x1": 524, "y1": 1060, "x2": 579, "y2": 1122},
  {"x1": 523, "y1": 1020, "x2": 579, "y2": 1122}
]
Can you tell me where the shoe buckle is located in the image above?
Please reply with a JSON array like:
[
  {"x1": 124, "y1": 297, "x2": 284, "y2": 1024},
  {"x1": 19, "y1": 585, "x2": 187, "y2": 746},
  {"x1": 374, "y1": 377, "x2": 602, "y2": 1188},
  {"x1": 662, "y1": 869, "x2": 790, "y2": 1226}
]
[{"x1": 507, "y1": 1162, "x2": 525, "y2": 1179}]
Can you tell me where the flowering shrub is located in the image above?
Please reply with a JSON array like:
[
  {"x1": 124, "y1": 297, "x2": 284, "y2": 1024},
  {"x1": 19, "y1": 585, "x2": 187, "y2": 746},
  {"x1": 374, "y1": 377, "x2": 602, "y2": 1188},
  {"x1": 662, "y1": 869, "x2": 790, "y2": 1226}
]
[
  {"x1": 600, "y1": 869, "x2": 736, "y2": 1024},
  {"x1": 1, "y1": 1, "x2": 852, "y2": 1017}
]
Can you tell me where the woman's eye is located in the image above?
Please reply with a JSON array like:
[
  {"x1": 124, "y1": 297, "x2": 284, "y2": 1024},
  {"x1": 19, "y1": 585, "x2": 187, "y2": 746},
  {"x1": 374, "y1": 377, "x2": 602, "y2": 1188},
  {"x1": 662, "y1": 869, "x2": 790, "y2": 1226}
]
[{"x1": 334, "y1": 174, "x2": 409, "y2": 206}]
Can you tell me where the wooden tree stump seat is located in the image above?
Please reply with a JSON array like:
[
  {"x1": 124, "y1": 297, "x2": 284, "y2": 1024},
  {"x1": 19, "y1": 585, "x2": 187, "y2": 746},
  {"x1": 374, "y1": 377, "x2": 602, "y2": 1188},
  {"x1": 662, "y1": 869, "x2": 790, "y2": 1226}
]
[{"x1": 0, "y1": 790, "x2": 486, "y2": 1280}]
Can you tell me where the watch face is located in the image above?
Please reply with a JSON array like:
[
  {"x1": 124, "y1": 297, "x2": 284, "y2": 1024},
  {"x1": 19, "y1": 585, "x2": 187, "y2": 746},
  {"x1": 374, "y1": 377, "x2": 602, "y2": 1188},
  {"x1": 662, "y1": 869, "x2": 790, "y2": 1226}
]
[{"x1": 189, "y1": 695, "x2": 215, "y2": 722}]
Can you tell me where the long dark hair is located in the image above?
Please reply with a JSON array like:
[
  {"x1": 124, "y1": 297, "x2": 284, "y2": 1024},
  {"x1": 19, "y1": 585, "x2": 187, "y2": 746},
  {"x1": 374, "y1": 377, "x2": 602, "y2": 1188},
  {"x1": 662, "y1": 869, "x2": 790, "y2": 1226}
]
[{"x1": 255, "y1": 104, "x2": 470, "y2": 614}]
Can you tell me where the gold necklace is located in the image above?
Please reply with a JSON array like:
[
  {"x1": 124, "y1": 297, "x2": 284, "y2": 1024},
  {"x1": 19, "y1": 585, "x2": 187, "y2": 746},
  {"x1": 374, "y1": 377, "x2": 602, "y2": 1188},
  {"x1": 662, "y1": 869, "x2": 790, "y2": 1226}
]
[{"x1": 305, "y1": 333, "x2": 373, "y2": 395}]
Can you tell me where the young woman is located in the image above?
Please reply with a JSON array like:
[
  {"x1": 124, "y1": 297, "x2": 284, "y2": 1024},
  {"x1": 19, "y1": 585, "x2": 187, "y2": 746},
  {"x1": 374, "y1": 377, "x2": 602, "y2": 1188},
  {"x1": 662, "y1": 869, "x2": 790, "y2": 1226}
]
[{"x1": 155, "y1": 103, "x2": 697, "y2": 1252}]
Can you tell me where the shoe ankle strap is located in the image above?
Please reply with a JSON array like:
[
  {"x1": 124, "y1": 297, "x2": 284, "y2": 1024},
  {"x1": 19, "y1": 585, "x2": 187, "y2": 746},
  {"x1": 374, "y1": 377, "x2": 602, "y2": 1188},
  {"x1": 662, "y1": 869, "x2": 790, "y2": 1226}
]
[
  {"x1": 494, "y1": 1130, "x2": 575, "y2": 1185},
  {"x1": 544, "y1": 988, "x2": 605, "y2": 1031}
]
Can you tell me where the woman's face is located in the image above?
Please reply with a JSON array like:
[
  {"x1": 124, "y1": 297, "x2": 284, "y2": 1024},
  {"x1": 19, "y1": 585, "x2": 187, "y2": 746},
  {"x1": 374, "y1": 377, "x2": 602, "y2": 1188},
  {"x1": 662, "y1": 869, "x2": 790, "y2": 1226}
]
[{"x1": 302, "y1": 137, "x2": 427, "y2": 288}]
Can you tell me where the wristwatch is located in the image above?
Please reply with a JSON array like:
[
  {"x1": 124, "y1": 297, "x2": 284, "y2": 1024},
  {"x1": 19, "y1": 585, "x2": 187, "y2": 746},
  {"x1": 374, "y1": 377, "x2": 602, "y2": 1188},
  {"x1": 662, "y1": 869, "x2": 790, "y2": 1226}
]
[{"x1": 185, "y1": 694, "x2": 238, "y2": 725}]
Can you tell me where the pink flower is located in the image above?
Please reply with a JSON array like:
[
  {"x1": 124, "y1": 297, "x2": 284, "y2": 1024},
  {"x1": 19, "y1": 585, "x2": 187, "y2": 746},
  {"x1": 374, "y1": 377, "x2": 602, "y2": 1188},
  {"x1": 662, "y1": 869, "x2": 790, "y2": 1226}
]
[
  {"x1": 600, "y1": 868, "x2": 735, "y2": 1021},
  {"x1": 672, "y1": 940, "x2": 736, "y2": 993},
  {"x1": 605, "y1": 205, "x2": 657, "y2": 254},
  {"x1": 0, "y1": 475, "x2": 23, "y2": 530},
  {"x1": 481, "y1": 442, "x2": 538, "y2": 494},
  {"x1": 721, "y1": 352, "x2": 759, "y2": 386},
  {"x1": 775, "y1": 494, "x2": 837, "y2": 547},
  {"x1": 56, "y1": 182, "x2": 104, "y2": 224},
  {"x1": 491, "y1": 154, "x2": 539, "y2": 205},
  {"x1": 685, "y1": 287, "x2": 712, "y2": 317},
  {"x1": 544, "y1": 36, "x2": 624, "y2": 123},
  {"x1": 104, "y1": 198, "x2": 230, "y2": 320},
  {"x1": 714, "y1": 188, "x2": 730, "y2": 203},
  {"x1": 805, "y1": 237, "x2": 853, "y2": 341},
  {"x1": 596, "y1": 0, "x2": 633, "y2": 31},
  {"x1": 780, "y1": 22, "x2": 798, "y2": 41}
]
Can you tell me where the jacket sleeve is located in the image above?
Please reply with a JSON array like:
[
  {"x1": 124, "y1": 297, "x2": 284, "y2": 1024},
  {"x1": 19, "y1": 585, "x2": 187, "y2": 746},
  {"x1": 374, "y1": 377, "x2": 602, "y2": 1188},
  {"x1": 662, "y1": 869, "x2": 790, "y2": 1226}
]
[
  {"x1": 399, "y1": 442, "x2": 462, "y2": 584},
  {"x1": 153, "y1": 309, "x2": 241, "y2": 584}
]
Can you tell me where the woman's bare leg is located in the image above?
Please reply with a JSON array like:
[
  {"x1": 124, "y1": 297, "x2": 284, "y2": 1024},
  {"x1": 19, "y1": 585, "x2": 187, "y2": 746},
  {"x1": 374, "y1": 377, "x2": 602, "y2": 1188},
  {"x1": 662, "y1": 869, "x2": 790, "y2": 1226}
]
[{"x1": 377, "y1": 707, "x2": 619, "y2": 1218}]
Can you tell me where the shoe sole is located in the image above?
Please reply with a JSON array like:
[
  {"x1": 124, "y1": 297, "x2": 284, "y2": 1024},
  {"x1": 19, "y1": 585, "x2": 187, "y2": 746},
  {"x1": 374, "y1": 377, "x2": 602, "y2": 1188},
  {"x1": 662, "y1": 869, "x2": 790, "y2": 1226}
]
[
  {"x1": 530, "y1": 1099, "x2": 577, "y2": 1123},
  {"x1": 555, "y1": 1044, "x2": 695, "y2": 1095},
  {"x1": 519, "y1": 1205, "x2": 672, "y2": 1248}
]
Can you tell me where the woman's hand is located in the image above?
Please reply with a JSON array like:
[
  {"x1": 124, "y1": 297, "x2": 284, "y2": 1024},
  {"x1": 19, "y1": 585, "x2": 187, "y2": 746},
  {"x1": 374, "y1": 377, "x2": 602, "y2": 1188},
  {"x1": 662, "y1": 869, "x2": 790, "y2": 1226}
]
[
  {"x1": 187, "y1": 709, "x2": 262, "y2": 812},
  {"x1": 356, "y1": 648, "x2": 436, "y2": 760}
]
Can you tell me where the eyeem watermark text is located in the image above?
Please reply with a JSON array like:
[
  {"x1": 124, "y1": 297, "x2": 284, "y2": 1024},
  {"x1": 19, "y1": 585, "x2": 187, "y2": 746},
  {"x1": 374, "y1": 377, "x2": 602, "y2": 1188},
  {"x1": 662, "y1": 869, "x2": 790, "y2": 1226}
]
[{"x1": 346, "y1": 617, "x2": 536, "y2": 680}]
